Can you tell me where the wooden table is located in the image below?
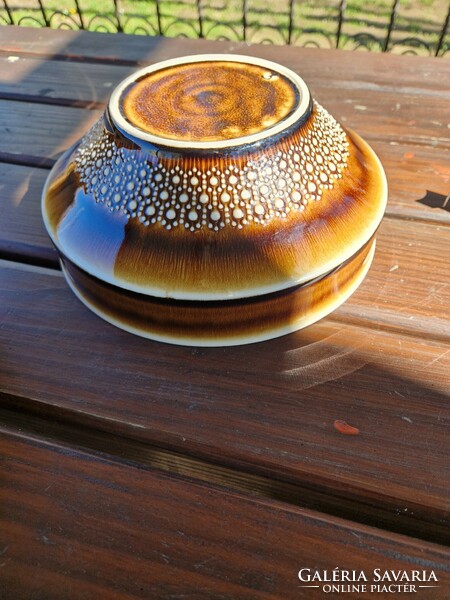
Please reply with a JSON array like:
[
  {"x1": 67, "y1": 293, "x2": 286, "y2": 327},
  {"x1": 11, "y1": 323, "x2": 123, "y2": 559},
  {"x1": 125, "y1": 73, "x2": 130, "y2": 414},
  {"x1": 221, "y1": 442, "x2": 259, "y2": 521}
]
[{"x1": 0, "y1": 25, "x2": 449, "y2": 599}]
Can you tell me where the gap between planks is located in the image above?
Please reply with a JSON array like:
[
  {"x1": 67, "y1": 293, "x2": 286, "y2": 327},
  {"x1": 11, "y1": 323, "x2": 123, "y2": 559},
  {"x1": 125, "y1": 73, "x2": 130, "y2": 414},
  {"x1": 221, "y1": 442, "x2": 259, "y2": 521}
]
[
  {"x1": 0, "y1": 400, "x2": 448, "y2": 548},
  {"x1": 0, "y1": 152, "x2": 55, "y2": 169},
  {"x1": 0, "y1": 74, "x2": 448, "y2": 110},
  {"x1": 0, "y1": 46, "x2": 449, "y2": 97},
  {"x1": 0, "y1": 91, "x2": 104, "y2": 110},
  {"x1": 0, "y1": 48, "x2": 140, "y2": 67}
]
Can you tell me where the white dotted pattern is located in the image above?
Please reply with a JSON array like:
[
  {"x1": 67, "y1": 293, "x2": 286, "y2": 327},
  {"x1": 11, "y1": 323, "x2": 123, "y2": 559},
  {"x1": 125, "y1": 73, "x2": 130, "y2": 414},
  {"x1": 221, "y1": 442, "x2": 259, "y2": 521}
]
[{"x1": 75, "y1": 102, "x2": 349, "y2": 232}]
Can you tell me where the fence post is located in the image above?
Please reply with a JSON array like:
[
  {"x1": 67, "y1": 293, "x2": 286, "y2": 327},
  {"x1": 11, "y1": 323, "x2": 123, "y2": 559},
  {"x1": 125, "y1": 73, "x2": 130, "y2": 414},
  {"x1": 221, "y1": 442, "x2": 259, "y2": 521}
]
[
  {"x1": 384, "y1": 0, "x2": 399, "y2": 52},
  {"x1": 155, "y1": 0, "x2": 163, "y2": 36},
  {"x1": 242, "y1": 0, "x2": 247, "y2": 41},
  {"x1": 288, "y1": 0, "x2": 295, "y2": 45},
  {"x1": 74, "y1": 0, "x2": 85, "y2": 29},
  {"x1": 37, "y1": 0, "x2": 50, "y2": 27},
  {"x1": 436, "y1": 5, "x2": 449, "y2": 57},
  {"x1": 336, "y1": 0, "x2": 346, "y2": 49},
  {"x1": 113, "y1": 0, "x2": 123, "y2": 32},
  {"x1": 197, "y1": 0, "x2": 204, "y2": 38},
  {"x1": 2, "y1": 0, "x2": 14, "y2": 24}
]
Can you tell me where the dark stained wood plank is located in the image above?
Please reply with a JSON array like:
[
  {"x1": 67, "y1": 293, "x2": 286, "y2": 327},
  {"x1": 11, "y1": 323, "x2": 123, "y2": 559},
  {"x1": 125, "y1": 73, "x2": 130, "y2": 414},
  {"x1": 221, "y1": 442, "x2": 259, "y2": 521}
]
[
  {"x1": 0, "y1": 54, "x2": 131, "y2": 106},
  {"x1": 342, "y1": 219, "x2": 450, "y2": 340},
  {"x1": 0, "y1": 400, "x2": 445, "y2": 547},
  {"x1": 0, "y1": 164, "x2": 58, "y2": 266},
  {"x1": 318, "y1": 89, "x2": 450, "y2": 149},
  {"x1": 2, "y1": 429, "x2": 450, "y2": 600},
  {"x1": 0, "y1": 100, "x2": 102, "y2": 163},
  {"x1": 370, "y1": 143, "x2": 450, "y2": 224},
  {"x1": 1, "y1": 163, "x2": 448, "y2": 338},
  {"x1": 1, "y1": 260, "x2": 449, "y2": 544},
  {"x1": 1, "y1": 26, "x2": 449, "y2": 97},
  {"x1": 1, "y1": 52, "x2": 448, "y2": 105},
  {"x1": 0, "y1": 55, "x2": 448, "y2": 151},
  {"x1": 0, "y1": 25, "x2": 221, "y2": 66},
  {"x1": 1, "y1": 68, "x2": 449, "y2": 221}
]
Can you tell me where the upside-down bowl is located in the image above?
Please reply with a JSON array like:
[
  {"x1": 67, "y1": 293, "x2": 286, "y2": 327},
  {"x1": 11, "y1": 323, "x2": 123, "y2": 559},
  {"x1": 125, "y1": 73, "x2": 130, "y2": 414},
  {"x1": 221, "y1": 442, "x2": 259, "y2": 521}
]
[{"x1": 42, "y1": 54, "x2": 387, "y2": 346}]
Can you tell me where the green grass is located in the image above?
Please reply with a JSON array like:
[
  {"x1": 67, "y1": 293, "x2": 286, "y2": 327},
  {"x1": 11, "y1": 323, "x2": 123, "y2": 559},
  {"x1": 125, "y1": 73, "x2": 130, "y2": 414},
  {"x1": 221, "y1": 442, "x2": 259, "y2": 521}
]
[{"x1": 1, "y1": 0, "x2": 448, "y2": 55}]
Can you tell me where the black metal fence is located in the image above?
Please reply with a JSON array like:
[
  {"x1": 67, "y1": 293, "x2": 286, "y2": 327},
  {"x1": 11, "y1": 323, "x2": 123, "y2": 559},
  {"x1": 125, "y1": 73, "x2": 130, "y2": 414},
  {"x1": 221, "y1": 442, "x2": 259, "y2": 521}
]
[{"x1": 1, "y1": 0, "x2": 449, "y2": 57}]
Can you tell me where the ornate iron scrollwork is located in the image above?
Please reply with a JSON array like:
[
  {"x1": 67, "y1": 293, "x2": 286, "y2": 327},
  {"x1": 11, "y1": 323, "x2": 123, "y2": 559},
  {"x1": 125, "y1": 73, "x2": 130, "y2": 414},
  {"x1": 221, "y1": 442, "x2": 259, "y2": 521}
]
[{"x1": 1, "y1": 0, "x2": 448, "y2": 57}]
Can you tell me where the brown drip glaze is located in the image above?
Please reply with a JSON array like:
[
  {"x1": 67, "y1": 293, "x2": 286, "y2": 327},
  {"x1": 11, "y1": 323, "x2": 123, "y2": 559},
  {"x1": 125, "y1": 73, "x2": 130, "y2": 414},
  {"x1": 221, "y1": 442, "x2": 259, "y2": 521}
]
[
  {"x1": 44, "y1": 160, "x2": 79, "y2": 232},
  {"x1": 111, "y1": 130, "x2": 377, "y2": 295},
  {"x1": 122, "y1": 62, "x2": 299, "y2": 142},
  {"x1": 45, "y1": 123, "x2": 380, "y2": 297},
  {"x1": 60, "y1": 237, "x2": 374, "y2": 344},
  {"x1": 42, "y1": 55, "x2": 387, "y2": 344},
  {"x1": 46, "y1": 104, "x2": 383, "y2": 297}
]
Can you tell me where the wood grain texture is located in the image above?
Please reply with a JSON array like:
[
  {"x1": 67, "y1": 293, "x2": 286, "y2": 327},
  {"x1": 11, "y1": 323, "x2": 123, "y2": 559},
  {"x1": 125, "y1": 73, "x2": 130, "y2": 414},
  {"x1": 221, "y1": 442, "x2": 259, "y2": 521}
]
[
  {"x1": 1, "y1": 27, "x2": 450, "y2": 588},
  {"x1": 0, "y1": 55, "x2": 448, "y2": 222},
  {"x1": 341, "y1": 219, "x2": 450, "y2": 340},
  {"x1": 2, "y1": 429, "x2": 450, "y2": 600},
  {"x1": 3, "y1": 70, "x2": 449, "y2": 157},
  {"x1": 0, "y1": 164, "x2": 58, "y2": 266},
  {"x1": 1, "y1": 163, "x2": 448, "y2": 339},
  {"x1": 0, "y1": 54, "x2": 131, "y2": 106},
  {"x1": 1, "y1": 260, "x2": 449, "y2": 544},
  {"x1": 0, "y1": 100, "x2": 102, "y2": 163},
  {"x1": 1, "y1": 26, "x2": 450, "y2": 94},
  {"x1": 1, "y1": 51, "x2": 449, "y2": 102}
]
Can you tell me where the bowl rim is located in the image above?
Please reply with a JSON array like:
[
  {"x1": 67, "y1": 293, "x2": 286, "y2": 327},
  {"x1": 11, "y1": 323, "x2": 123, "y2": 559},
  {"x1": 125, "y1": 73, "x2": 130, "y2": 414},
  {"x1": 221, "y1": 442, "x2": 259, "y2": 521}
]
[{"x1": 108, "y1": 53, "x2": 312, "y2": 151}]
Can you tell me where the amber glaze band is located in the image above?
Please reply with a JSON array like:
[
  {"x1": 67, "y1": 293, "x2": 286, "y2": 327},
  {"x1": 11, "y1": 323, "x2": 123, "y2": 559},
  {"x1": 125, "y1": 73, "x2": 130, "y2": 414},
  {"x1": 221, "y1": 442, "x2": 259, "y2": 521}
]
[{"x1": 59, "y1": 236, "x2": 375, "y2": 347}]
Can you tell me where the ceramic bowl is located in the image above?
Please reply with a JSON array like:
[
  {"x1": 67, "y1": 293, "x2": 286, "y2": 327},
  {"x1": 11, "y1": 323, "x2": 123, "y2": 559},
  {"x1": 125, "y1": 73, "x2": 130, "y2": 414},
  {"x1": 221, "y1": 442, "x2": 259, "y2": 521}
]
[{"x1": 42, "y1": 54, "x2": 387, "y2": 346}]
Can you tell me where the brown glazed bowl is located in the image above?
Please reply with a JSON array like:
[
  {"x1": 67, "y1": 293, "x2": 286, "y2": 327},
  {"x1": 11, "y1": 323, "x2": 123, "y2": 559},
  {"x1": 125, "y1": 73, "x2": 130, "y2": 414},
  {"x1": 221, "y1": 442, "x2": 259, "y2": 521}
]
[{"x1": 42, "y1": 54, "x2": 387, "y2": 346}]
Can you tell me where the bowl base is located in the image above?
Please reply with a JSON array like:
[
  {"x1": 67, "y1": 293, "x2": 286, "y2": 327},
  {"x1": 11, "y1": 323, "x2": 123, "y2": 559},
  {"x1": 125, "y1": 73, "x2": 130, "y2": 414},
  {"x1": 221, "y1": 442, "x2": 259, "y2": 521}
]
[{"x1": 60, "y1": 239, "x2": 375, "y2": 347}]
